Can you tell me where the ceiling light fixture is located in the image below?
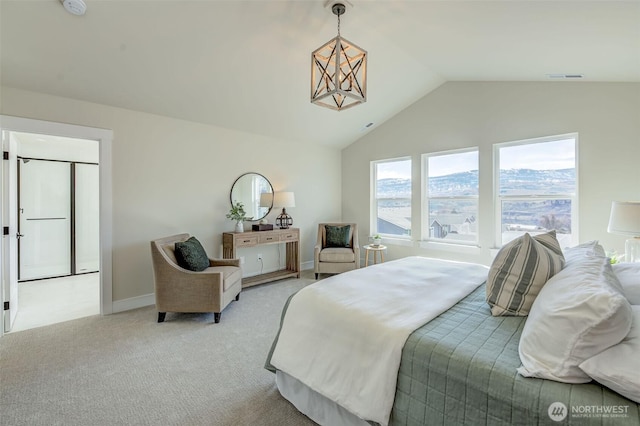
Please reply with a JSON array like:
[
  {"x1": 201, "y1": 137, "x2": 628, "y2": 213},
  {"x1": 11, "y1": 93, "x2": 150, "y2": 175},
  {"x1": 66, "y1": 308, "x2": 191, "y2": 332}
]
[
  {"x1": 311, "y1": 2, "x2": 367, "y2": 111},
  {"x1": 60, "y1": 0, "x2": 87, "y2": 16}
]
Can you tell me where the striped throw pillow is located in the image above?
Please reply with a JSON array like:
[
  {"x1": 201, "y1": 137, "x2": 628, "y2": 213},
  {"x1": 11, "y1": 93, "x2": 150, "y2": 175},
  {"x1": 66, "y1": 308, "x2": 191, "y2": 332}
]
[{"x1": 486, "y1": 231, "x2": 565, "y2": 316}]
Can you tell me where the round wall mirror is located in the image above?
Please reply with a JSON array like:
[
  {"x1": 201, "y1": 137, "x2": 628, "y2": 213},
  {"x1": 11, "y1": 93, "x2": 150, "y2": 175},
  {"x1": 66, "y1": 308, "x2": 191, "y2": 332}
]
[{"x1": 230, "y1": 172, "x2": 274, "y2": 221}]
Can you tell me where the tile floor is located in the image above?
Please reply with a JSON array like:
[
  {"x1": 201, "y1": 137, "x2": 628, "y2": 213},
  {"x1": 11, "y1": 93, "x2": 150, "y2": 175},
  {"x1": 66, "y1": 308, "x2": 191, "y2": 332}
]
[{"x1": 9, "y1": 272, "x2": 100, "y2": 333}]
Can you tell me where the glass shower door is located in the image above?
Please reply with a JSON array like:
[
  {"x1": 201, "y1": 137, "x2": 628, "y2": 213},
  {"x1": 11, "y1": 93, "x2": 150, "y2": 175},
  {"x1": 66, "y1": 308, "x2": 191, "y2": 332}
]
[
  {"x1": 74, "y1": 163, "x2": 99, "y2": 273},
  {"x1": 19, "y1": 159, "x2": 71, "y2": 280}
]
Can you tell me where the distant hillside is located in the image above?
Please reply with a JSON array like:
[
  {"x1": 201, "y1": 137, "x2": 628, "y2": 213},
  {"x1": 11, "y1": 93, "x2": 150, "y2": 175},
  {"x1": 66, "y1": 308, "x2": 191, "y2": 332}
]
[
  {"x1": 429, "y1": 170, "x2": 478, "y2": 197},
  {"x1": 376, "y1": 178, "x2": 412, "y2": 198},
  {"x1": 377, "y1": 168, "x2": 575, "y2": 198},
  {"x1": 377, "y1": 168, "x2": 574, "y2": 231},
  {"x1": 499, "y1": 168, "x2": 575, "y2": 195}
]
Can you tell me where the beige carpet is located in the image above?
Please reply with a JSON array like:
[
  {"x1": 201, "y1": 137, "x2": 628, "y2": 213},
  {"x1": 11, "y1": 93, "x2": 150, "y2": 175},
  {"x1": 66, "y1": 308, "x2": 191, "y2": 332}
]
[{"x1": 0, "y1": 273, "x2": 319, "y2": 426}]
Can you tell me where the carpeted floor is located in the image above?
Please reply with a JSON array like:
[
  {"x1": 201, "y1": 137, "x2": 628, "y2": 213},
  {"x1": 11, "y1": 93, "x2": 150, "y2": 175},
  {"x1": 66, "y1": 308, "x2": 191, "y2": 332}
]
[{"x1": 0, "y1": 273, "x2": 320, "y2": 426}]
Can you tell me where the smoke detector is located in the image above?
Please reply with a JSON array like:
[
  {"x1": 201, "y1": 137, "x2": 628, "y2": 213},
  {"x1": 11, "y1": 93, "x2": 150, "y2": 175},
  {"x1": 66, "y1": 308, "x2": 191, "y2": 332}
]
[{"x1": 60, "y1": 0, "x2": 87, "y2": 16}]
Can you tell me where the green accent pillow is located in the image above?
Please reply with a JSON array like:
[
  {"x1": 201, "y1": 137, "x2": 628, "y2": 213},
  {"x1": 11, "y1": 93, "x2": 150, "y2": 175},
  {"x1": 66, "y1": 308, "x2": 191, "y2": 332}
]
[
  {"x1": 325, "y1": 225, "x2": 351, "y2": 248},
  {"x1": 174, "y1": 237, "x2": 210, "y2": 272},
  {"x1": 486, "y1": 230, "x2": 565, "y2": 316}
]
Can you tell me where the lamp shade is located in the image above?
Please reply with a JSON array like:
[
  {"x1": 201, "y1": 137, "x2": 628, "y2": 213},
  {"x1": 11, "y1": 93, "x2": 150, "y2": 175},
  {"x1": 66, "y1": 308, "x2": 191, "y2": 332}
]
[
  {"x1": 607, "y1": 201, "x2": 640, "y2": 236},
  {"x1": 259, "y1": 192, "x2": 273, "y2": 208},
  {"x1": 273, "y1": 192, "x2": 295, "y2": 208}
]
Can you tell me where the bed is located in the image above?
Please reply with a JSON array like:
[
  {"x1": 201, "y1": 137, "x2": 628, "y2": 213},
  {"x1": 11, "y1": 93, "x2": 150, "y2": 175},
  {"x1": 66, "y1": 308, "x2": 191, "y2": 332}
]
[{"x1": 265, "y1": 255, "x2": 640, "y2": 426}]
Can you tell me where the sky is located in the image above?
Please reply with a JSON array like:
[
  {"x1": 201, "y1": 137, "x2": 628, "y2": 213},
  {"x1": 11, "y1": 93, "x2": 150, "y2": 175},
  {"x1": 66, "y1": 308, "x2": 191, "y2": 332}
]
[
  {"x1": 376, "y1": 159, "x2": 411, "y2": 179},
  {"x1": 429, "y1": 150, "x2": 478, "y2": 177},
  {"x1": 376, "y1": 138, "x2": 575, "y2": 179},
  {"x1": 499, "y1": 138, "x2": 575, "y2": 170}
]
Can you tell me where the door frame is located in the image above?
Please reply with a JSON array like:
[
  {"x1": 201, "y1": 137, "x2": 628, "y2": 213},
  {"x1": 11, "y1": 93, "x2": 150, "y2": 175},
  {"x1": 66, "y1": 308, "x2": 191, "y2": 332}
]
[{"x1": 0, "y1": 115, "x2": 113, "y2": 336}]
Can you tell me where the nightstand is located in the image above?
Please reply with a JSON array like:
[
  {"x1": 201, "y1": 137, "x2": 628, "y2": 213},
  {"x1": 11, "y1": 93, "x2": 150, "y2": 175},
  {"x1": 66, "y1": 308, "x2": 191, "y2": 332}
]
[{"x1": 363, "y1": 244, "x2": 387, "y2": 267}]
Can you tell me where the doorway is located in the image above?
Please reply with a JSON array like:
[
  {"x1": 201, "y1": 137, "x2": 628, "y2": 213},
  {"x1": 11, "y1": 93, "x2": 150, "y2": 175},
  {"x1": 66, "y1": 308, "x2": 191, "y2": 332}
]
[
  {"x1": 10, "y1": 132, "x2": 100, "y2": 332},
  {"x1": 1, "y1": 115, "x2": 113, "y2": 336}
]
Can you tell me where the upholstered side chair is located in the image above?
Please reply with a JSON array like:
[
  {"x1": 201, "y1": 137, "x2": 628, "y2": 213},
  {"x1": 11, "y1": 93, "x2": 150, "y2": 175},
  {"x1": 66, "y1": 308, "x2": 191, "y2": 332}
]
[
  {"x1": 314, "y1": 223, "x2": 360, "y2": 279},
  {"x1": 150, "y1": 233, "x2": 242, "y2": 323}
]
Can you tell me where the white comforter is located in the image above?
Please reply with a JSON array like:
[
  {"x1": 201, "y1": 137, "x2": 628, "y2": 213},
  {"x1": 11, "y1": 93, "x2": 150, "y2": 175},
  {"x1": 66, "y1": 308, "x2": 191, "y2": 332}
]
[{"x1": 270, "y1": 256, "x2": 489, "y2": 426}]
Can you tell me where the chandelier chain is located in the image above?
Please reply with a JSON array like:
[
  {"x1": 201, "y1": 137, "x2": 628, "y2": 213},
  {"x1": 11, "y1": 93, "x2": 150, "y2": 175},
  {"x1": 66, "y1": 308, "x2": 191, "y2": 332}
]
[{"x1": 337, "y1": 13, "x2": 341, "y2": 37}]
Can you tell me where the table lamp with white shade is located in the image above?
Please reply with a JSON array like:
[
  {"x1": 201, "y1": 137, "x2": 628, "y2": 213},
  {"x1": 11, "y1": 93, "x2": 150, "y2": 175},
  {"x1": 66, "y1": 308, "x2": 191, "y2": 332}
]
[
  {"x1": 274, "y1": 192, "x2": 295, "y2": 229},
  {"x1": 607, "y1": 201, "x2": 640, "y2": 262}
]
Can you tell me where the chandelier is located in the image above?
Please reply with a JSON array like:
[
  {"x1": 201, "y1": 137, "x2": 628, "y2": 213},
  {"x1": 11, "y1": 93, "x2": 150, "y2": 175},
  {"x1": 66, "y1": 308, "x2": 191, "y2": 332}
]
[{"x1": 311, "y1": 2, "x2": 367, "y2": 111}]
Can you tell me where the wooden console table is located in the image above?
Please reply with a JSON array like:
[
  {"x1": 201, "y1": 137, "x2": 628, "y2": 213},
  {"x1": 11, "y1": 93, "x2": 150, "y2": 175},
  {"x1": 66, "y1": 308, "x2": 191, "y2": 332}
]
[{"x1": 222, "y1": 228, "x2": 300, "y2": 287}]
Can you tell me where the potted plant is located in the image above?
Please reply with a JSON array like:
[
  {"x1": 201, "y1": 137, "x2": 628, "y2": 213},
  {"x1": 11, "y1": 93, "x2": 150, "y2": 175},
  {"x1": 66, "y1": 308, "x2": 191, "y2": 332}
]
[
  {"x1": 372, "y1": 234, "x2": 382, "y2": 246},
  {"x1": 607, "y1": 250, "x2": 623, "y2": 264},
  {"x1": 226, "y1": 202, "x2": 252, "y2": 232}
]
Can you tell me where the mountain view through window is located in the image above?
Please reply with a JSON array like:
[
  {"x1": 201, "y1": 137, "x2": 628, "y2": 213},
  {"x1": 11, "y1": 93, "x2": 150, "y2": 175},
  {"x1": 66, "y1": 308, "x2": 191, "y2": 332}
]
[{"x1": 497, "y1": 136, "x2": 576, "y2": 247}]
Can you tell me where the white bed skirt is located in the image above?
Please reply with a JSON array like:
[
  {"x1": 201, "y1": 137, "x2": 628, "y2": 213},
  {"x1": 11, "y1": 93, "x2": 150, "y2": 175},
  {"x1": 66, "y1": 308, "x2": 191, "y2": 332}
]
[{"x1": 276, "y1": 370, "x2": 371, "y2": 426}]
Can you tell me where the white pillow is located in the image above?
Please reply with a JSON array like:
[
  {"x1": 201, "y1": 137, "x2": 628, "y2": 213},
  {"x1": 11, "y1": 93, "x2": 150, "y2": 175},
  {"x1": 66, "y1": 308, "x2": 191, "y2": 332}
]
[
  {"x1": 612, "y1": 262, "x2": 640, "y2": 305},
  {"x1": 518, "y1": 251, "x2": 633, "y2": 383},
  {"x1": 580, "y1": 306, "x2": 640, "y2": 403},
  {"x1": 562, "y1": 240, "x2": 605, "y2": 263}
]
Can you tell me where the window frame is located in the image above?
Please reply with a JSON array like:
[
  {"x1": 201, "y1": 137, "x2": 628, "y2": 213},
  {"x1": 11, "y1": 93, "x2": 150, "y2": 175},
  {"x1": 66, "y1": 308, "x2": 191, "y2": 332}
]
[
  {"x1": 421, "y1": 147, "x2": 479, "y2": 246},
  {"x1": 493, "y1": 133, "x2": 579, "y2": 248},
  {"x1": 370, "y1": 156, "x2": 412, "y2": 239}
]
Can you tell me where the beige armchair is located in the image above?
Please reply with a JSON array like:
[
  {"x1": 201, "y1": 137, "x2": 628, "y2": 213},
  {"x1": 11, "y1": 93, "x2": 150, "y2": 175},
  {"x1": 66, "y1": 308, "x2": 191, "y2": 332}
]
[
  {"x1": 314, "y1": 223, "x2": 360, "y2": 279},
  {"x1": 150, "y1": 233, "x2": 242, "y2": 323}
]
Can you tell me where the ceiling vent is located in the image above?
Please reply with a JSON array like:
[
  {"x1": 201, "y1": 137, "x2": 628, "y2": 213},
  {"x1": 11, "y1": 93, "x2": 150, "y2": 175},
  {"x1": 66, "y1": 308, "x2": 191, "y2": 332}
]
[
  {"x1": 360, "y1": 122, "x2": 374, "y2": 132},
  {"x1": 546, "y1": 74, "x2": 584, "y2": 79}
]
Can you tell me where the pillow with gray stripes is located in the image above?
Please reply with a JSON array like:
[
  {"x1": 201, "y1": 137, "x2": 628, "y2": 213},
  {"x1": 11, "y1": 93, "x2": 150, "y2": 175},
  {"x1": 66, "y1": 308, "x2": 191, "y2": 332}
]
[{"x1": 486, "y1": 230, "x2": 565, "y2": 316}]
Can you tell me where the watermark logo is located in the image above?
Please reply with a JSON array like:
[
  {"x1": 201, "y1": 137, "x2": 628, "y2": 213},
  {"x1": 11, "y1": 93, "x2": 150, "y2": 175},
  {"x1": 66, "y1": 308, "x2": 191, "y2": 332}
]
[
  {"x1": 548, "y1": 402, "x2": 630, "y2": 421},
  {"x1": 548, "y1": 402, "x2": 568, "y2": 422}
]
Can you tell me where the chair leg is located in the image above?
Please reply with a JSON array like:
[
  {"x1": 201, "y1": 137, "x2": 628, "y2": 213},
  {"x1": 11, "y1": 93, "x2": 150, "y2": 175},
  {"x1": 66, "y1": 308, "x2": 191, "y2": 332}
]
[
  {"x1": 158, "y1": 312, "x2": 166, "y2": 323},
  {"x1": 235, "y1": 293, "x2": 240, "y2": 301},
  {"x1": 214, "y1": 312, "x2": 221, "y2": 323},
  {"x1": 315, "y1": 273, "x2": 319, "y2": 279}
]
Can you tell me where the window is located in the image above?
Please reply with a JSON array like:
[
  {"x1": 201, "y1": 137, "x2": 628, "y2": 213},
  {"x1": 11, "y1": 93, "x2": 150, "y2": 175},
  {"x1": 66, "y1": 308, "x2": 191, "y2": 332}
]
[
  {"x1": 423, "y1": 149, "x2": 479, "y2": 245},
  {"x1": 495, "y1": 134, "x2": 577, "y2": 248},
  {"x1": 371, "y1": 158, "x2": 411, "y2": 237}
]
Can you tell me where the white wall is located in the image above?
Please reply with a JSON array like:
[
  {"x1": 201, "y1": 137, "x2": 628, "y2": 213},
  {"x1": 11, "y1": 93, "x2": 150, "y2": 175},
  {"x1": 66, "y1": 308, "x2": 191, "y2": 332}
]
[
  {"x1": 343, "y1": 82, "x2": 640, "y2": 265},
  {"x1": 1, "y1": 86, "x2": 342, "y2": 302}
]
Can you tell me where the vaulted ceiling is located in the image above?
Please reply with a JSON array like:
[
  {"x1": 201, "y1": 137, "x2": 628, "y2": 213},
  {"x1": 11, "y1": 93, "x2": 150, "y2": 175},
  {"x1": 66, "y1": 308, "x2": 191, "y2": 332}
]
[{"x1": 1, "y1": 1, "x2": 639, "y2": 148}]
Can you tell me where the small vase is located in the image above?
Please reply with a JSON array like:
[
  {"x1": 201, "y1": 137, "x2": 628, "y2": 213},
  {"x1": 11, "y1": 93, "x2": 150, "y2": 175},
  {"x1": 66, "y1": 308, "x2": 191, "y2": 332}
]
[
  {"x1": 235, "y1": 221, "x2": 244, "y2": 233},
  {"x1": 373, "y1": 238, "x2": 382, "y2": 246}
]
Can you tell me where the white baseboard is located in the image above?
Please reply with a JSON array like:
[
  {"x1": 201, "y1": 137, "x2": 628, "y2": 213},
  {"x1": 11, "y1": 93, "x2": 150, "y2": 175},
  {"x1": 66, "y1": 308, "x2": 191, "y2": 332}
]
[
  {"x1": 112, "y1": 293, "x2": 155, "y2": 313},
  {"x1": 111, "y1": 263, "x2": 315, "y2": 314}
]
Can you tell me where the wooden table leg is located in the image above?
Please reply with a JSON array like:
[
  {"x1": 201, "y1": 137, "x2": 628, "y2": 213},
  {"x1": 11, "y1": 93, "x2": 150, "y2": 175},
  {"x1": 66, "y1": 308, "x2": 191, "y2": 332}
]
[{"x1": 365, "y1": 249, "x2": 370, "y2": 267}]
